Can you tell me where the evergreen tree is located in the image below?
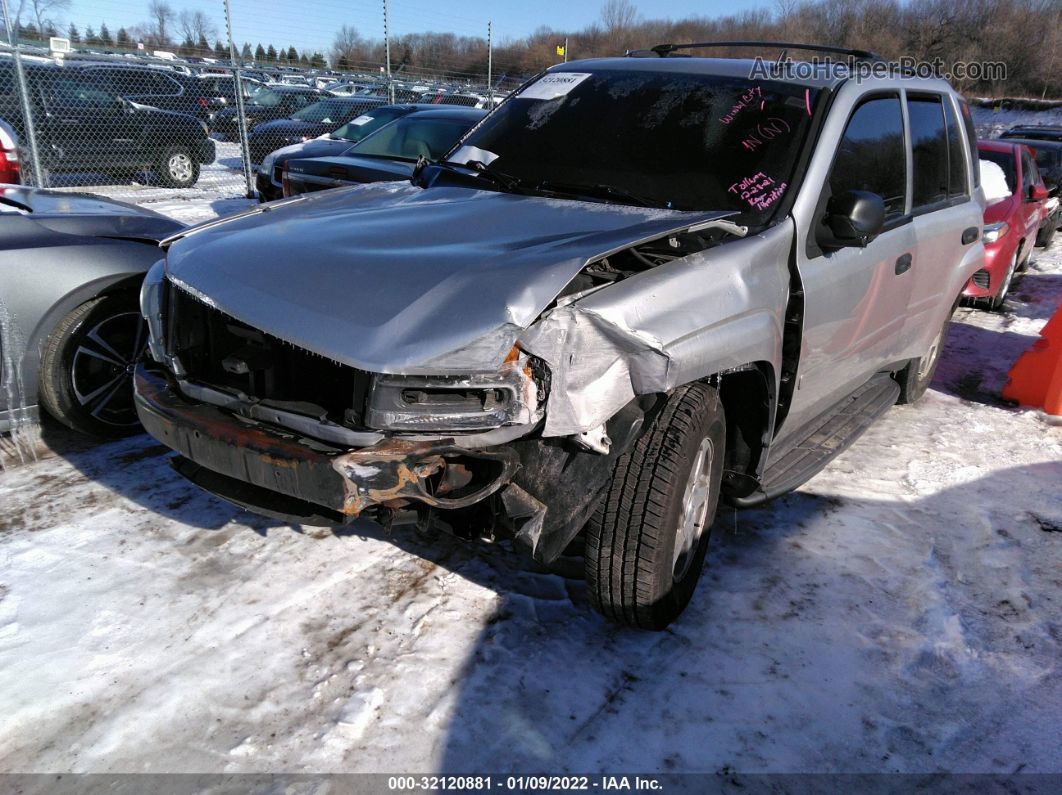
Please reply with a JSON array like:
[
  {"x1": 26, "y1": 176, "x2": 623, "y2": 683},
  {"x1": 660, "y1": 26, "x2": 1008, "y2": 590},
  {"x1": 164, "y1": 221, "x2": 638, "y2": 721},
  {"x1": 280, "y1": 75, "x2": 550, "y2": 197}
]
[
  {"x1": 310, "y1": 52, "x2": 325, "y2": 68},
  {"x1": 116, "y1": 27, "x2": 131, "y2": 48},
  {"x1": 265, "y1": 44, "x2": 277, "y2": 62},
  {"x1": 254, "y1": 43, "x2": 265, "y2": 61},
  {"x1": 286, "y1": 46, "x2": 297, "y2": 63},
  {"x1": 197, "y1": 33, "x2": 209, "y2": 55},
  {"x1": 85, "y1": 26, "x2": 98, "y2": 46},
  {"x1": 299, "y1": 53, "x2": 309, "y2": 65},
  {"x1": 241, "y1": 42, "x2": 252, "y2": 60},
  {"x1": 100, "y1": 22, "x2": 113, "y2": 47},
  {"x1": 214, "y1": 40, "x2": 227, "y2": 59},
  {"x1": 67, "y1": 23, "x2": 80, "y2": 44},
  {"x1": 44, "y1": 24, "x2": 58, "y2": 39}
]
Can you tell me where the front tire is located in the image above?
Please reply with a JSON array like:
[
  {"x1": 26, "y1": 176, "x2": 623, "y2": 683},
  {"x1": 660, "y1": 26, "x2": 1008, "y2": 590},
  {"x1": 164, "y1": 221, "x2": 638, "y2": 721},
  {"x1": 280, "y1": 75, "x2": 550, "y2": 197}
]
[
  {"x1": 585, "y1": 382, "x2": 726, "y2": 630},
  {"x1": 156, "y1": 145, "x2": 200, "y2": 188},
  {"x1": 38, "y1": 294, "x2": 147, "y2": 437},
  {"x1": 1036, "y1": 219, "x2": 1057, "y2": 248}
]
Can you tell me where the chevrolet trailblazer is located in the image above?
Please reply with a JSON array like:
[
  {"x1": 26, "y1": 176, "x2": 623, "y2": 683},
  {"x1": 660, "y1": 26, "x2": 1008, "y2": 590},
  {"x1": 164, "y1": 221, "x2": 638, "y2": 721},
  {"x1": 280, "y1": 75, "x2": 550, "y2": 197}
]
[{"x1": 135, "y1": 44, "x2": 985, "y2": 629}]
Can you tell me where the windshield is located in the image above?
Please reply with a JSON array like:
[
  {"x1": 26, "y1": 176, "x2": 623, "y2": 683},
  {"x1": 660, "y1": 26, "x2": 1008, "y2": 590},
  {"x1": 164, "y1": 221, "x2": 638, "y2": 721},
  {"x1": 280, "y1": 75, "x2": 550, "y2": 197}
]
[
  {"x1": 292, "y1": 99, "x2": 352, "y2": 123},
  {"x1": 331, "y1": 107, "x2": 410, "y2": 141},
  {"x1": 451, "y1": 70, "x2": 819, "y2": 219},
  {"x1": 979, "y1": 149, "x2": 1016, "y2": 193},
  {"x1": 350, "y1": 116, "x2": 476, "y2": 161},
  {"x1": 249, "y1": 89, "x2": 284, "y2": 107}
]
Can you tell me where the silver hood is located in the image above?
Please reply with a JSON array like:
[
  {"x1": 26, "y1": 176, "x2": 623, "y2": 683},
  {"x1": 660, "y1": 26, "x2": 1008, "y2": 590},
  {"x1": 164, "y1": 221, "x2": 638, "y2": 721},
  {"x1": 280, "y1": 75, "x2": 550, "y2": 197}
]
[{"x1": 164, "y1": 182, "x2": 731, "y2": 373}]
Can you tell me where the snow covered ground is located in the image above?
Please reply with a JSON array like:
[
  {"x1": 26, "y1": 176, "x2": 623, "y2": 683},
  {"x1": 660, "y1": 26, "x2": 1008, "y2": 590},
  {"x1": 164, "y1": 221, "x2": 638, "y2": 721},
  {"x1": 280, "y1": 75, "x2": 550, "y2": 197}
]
[
  {"x1": 49, "y1": 140, "x2": 258, "y2": 225},
  {"x1": 1, "y1": 132, "x2": 1061, "y2": 777}
]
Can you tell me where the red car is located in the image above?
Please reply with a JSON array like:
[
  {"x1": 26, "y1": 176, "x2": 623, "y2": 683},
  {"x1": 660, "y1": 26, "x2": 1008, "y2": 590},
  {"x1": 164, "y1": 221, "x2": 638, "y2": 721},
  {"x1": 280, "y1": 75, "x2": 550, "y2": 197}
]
[
  {"x1": 967, "y1": 140, "x2": 1049, "y2": 309},
  {"x1": 0, "y1": 119, "x2": 20, "y2": 185}
]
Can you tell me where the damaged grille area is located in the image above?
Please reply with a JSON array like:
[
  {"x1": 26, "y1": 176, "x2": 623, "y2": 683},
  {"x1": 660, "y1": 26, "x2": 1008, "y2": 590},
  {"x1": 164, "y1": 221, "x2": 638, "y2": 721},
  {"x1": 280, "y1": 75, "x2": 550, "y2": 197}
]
[{"x1": 167, "y1": 285, "x2": 372, "y2": 427}]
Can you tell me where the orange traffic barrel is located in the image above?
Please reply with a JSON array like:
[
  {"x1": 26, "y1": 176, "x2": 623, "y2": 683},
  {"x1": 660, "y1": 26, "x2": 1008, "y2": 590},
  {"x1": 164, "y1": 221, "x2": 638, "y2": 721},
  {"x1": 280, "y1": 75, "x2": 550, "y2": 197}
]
[{"x1": 1002, "y1": 300, "x2": 1062, "y2": 416}]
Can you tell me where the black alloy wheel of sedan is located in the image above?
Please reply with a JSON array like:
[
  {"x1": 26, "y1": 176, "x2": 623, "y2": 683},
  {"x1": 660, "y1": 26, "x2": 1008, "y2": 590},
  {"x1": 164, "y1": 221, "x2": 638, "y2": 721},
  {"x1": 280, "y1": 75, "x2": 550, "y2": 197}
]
[{"x1": 39, "y1": 293, "x2": 148, "y2": 436}]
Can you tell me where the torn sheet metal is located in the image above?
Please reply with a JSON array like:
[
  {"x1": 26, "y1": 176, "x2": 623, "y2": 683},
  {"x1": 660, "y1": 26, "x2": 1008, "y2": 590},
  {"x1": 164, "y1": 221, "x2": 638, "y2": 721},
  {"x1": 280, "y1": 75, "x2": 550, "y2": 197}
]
[
  {"x1": 519, "y1": 223, "x2": 794, "y2": 437},
  {"x1": 162, "y1": 182, "x2": 733, "y2": 374}
]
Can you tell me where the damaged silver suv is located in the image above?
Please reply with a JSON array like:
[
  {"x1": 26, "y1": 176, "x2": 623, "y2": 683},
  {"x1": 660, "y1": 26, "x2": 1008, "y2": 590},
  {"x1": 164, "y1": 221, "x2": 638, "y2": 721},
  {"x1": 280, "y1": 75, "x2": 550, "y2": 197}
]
[{"x1": 136, "y1": 44, "x2": 985, "y2": 629}]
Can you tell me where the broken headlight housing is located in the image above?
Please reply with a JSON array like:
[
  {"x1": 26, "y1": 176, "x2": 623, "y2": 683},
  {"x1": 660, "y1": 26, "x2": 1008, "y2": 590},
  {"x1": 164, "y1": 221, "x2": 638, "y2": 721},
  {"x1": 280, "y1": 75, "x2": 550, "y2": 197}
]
[{"x1": 365, "y1": 351, "x2": 546, "y2": 432}]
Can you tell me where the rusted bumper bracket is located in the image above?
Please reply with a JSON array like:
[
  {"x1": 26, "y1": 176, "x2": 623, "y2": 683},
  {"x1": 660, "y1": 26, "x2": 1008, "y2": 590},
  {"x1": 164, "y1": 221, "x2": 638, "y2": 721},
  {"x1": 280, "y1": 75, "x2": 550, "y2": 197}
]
[
  {"x1": 331, "y1": 439, "x2": 520, "y2": 517},
  {"x1": 134, "y1": 366, "x2": 520, "y2": 522}
]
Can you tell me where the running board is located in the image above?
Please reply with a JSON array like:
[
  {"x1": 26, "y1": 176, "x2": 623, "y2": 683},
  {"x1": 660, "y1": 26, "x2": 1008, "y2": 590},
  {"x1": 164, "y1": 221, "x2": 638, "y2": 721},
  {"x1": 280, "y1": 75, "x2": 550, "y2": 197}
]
[{"x1": 729, "y1": 374, "x2": 901, "y2": 508}]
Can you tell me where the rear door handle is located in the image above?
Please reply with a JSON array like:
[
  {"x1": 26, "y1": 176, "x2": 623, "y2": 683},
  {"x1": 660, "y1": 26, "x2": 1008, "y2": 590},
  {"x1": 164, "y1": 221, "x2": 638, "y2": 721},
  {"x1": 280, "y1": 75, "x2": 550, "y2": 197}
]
[
  {"x1": 895, "y1": 253, "x2": 912, "y2": 275},
  {"x1": 961, "y1": 226, "x2": 979, "y2": 245}
]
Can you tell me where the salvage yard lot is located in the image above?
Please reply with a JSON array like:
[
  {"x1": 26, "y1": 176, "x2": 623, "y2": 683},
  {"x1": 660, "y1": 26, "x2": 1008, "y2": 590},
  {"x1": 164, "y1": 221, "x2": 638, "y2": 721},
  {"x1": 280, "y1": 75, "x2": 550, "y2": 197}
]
[{"x1": 1, "y1": 209, "x2": 1061, "y2": 775}]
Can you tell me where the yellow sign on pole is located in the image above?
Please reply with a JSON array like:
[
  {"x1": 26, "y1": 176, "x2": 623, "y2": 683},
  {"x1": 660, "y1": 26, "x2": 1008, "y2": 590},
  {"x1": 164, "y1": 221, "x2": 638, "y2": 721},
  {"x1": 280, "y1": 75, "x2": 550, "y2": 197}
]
[{"x1": 556, "y1": 45, "x2": 565, "y2": 57}]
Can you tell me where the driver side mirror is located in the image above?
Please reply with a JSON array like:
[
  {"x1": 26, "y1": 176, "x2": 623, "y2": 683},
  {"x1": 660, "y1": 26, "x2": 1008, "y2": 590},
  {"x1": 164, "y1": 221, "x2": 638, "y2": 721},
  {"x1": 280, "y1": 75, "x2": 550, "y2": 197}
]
[
  {"x1": 821, "y1": 189, "x2": 886, "y2": 249},
  {"x1": 1028, "y1": 183, "x2": 1049, "y2": 203}
]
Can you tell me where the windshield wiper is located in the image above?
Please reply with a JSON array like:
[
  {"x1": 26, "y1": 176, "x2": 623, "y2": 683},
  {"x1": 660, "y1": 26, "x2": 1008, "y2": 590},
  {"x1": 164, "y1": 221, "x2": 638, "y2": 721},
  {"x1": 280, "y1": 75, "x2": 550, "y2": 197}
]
[
  {"x1": 465, "y1": 160, "x2": 524, "y2": 191},
  {"x1": 429, "y1": 159, "x2": 527, "y2": 193},
  {"x1": 535, "y1": 181, "x2": 661, "y2": 208}
]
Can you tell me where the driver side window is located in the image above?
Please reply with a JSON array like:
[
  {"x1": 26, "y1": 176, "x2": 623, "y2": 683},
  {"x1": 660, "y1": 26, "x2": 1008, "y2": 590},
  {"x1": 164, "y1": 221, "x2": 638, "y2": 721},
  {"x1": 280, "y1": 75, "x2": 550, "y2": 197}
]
[{"x1": 829, "y1": 95, "x2": 907, "y2": 220}]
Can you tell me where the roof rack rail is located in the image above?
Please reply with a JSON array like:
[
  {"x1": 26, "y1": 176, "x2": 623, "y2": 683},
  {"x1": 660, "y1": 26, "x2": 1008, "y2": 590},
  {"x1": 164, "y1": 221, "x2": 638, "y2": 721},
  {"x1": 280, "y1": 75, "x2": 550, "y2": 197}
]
[{"x1": 627, "y1": 40, "x2": 882, "y2": 61}]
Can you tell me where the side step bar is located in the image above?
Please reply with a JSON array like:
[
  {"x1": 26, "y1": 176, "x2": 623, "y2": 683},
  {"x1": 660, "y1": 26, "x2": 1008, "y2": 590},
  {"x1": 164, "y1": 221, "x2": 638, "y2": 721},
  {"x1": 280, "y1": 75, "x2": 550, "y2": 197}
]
[{"x1": 729, "y1": 374, "x2": 901, "y2": 508}]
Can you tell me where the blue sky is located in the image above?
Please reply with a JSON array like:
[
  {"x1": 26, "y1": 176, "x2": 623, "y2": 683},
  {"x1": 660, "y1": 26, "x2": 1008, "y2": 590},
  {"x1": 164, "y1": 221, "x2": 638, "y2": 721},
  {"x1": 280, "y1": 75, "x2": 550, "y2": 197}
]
[{"x1": 62, "y1": 0, "x2": 770, "y2": 57}]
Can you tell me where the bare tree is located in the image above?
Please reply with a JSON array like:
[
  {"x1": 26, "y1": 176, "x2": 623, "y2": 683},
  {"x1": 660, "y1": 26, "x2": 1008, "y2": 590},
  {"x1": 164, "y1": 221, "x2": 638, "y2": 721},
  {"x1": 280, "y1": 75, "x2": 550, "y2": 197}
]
[
  {"x1": 11, "y1": 0, "x2": 71, "y2": 41},
  {"x1": 600, "y1": 0, "x2": 638, "y2": 52},
  {"x1": 146, "y1": 0, "x2": 174, "y2": 46},
  {"x1": 600, "y1": 0, "x2": 638, "y2": 34},
  {"x1": 331, "y1": 24, "x2": 365, "y2": 68},
  {"x1": 178, "y1": 9, "x2": 215, "y2": 47}
]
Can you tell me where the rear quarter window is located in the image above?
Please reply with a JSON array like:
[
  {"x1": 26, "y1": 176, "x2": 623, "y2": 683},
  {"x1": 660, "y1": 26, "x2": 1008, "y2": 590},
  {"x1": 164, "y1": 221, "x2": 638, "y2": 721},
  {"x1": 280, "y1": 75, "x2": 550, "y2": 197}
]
[
  {"x1": 943, "y1": 99, "x2": 969, "y2": 199},
  {"x1": 958, "y1": 100, "x2": 980, "y2": 187}
]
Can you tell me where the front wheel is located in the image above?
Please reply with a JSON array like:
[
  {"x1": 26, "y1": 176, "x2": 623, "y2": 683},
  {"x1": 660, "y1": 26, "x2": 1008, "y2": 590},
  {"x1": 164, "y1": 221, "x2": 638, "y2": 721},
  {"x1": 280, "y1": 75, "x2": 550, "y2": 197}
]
[
  {"x1": 585, "y1": 382, "x2": 726, "y2": 630},
  {"x1": 989, "y1": 248, "x2": 1020, "y2": 311},
  {"x1": 38, "y1": 294, "x2": 147, "y2": 437},
  {"x1": 155, "y1": 145, "x2": 200, "y2": 188},
  {"x1": 1036, "y1": 219, "x2": 1057, "y2": 248}
]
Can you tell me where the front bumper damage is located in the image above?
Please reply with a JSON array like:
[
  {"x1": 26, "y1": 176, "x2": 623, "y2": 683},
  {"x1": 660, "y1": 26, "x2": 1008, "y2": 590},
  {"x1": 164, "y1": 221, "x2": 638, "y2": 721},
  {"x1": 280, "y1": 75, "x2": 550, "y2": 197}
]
[
  {"x1": 134, "y1": 367, "x2": 522, "y2": 526},
  {"x1": 134, "y1": 366, "x2": 647, "y2": 562}
]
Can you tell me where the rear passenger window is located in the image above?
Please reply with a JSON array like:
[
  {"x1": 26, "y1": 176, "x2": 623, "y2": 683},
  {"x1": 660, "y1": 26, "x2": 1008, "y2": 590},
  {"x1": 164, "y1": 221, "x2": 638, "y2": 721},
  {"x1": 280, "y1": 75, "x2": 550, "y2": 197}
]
[
  {"x1": 908, "y1": 95, "x2": 948, "y2": 209},
  {"x1": 943, "y1": 99, "x2": 968, "y2": 198},
  {"x1": 829, "y1": 95, "x2": 906, "y2": 219}
]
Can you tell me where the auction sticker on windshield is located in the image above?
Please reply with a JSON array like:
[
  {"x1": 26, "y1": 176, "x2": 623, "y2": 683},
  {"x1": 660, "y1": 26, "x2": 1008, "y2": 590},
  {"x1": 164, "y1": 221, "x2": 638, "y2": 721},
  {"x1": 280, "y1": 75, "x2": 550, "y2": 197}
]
[
  {"x1": 350, "y1": 115, "x2": 374, "y2": 126},
  {"x1": 519, "y1": 72, "x2": 592, "y2": 100}
]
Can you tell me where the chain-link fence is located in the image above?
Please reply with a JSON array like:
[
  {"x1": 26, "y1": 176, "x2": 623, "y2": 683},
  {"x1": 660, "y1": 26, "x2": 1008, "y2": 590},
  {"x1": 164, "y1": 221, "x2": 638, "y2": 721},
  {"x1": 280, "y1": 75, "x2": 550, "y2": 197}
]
[{"x1": 0, "y1": 0, "x2": 521, "y2": 212}]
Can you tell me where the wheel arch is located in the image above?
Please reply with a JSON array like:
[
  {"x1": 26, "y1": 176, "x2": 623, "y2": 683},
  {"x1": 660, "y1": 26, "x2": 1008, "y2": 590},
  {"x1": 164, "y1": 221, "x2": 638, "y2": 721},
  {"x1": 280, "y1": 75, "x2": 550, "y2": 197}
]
[
  {"x1": 20, "y1": 244, "x2": 157, "y2": 405},
  {"x1": 712, "y1": 362, "x2": 777, "y2": 499}
]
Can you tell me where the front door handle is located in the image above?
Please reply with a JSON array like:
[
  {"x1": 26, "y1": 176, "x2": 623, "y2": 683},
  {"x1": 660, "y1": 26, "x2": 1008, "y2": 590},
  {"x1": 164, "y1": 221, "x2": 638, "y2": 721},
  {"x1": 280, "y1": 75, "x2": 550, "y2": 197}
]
[
  {"x1": 961, "y1": 226, "x2": 979, "y2": 245},
  {"x1": 895, "y1": 253, "x2": 912, "y2": 275}
]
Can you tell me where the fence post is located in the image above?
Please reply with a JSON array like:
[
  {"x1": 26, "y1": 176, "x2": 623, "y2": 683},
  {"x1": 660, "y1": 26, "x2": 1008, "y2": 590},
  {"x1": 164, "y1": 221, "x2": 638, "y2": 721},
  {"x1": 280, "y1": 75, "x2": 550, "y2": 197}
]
[
  {"x1": 383, "y1": 0, "x2": 394, "y2": 103},
  {"x1": 1, "y1": 0, "x2": 45, "y2": 187},
  {"x1": 223, "y1": 0, "x2": 255, "y2": 199},
  {"x1": 487, "y1": 21, "x2": 493, "y2": 106}
]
